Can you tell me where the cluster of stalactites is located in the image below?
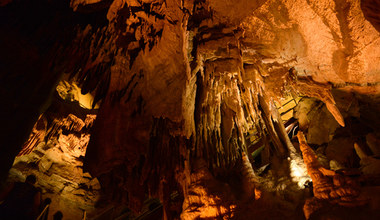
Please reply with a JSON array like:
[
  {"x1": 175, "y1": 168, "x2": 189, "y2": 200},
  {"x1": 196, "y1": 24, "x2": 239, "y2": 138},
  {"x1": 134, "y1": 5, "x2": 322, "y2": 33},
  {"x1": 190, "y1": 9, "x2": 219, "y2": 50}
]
[
  {"x1": 191, "y1": 23, "x2": 299, "y2": 171},
  {"x1": 189, "y1": 16, "x2": 277, "y2": 171},
  {"x1": 18, "y1": 113, "x2": 96, "y2": 156}
]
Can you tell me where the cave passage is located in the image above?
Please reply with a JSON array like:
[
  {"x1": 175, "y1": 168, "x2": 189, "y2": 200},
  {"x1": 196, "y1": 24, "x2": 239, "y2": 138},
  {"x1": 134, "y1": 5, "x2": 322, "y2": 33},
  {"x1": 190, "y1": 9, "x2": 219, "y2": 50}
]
[{"x1": 1, "y1": 0, "x2": 380, "y2": 219}]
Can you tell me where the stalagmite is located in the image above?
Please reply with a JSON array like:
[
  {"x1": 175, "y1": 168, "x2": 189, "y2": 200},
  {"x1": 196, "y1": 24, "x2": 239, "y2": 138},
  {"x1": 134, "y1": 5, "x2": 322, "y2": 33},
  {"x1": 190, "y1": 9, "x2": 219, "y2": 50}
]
[
  {"x1": 1, "y1": 0, "x2": 380, "y2": 219},
  {"x1": 241, "y1": 152, "x2": 261, "y2": 200},
  {"x1": 298, "y1": 131, "x2": 368, "y2": 219}
]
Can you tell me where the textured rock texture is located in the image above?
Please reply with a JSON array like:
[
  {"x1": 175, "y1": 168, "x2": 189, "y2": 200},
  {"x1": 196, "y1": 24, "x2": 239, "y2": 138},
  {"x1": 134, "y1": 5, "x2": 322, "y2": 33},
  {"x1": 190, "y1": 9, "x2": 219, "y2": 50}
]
[
  {"x1": 297, "y1": 131, "x2": 368, "y2": 219},
  {"x1": 6, "y1": 91, "x2": 100, "y2": 219},
  {"x1": 1, "y1": 0, "x2": 380, "y2": 219},
  {"x1": 180, "y1": 159, "x2": 236, "y2": 220}
]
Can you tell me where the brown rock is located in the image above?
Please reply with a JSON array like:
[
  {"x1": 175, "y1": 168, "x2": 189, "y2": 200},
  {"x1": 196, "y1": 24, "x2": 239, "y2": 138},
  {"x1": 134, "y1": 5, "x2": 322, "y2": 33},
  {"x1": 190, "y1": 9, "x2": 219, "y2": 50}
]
[
  {"x1": 294, "y1": 97, "x2": 340, "y2": 145},
  {"x1": 181, "y1": 159, "x2": 236, "y2": 219},
  {"x1": 367, "y1": 133, "x2": 380, "y2": 156},
  {"x1": 297, "y1": 132, "x2": 368, "y2": 219},
  {"x1": 326, "y1": 137, "x2": 356, "y2": 167},
  {"x1": 1, "y1": 0, "x2": 380, "y2": 219}
]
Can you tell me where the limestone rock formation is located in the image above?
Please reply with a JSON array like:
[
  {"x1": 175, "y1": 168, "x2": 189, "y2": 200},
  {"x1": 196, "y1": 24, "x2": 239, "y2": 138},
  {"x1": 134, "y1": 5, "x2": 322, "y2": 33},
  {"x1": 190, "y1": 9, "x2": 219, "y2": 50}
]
[
  {"x1": 297, "y1": 131, "x2": 368, "y2": 219},
  {"x1": 1, "y1": 0, "x2": 380, "y2": 219},
  {"x1": 181, "y1": 159, "x2": 236, "y2": 220},
  {"x1": 5, "y1": 91, "x2": 100, "y2": 219},
  {"x1": 355, "y1": 142, "x2": 380, "y2": 176}
]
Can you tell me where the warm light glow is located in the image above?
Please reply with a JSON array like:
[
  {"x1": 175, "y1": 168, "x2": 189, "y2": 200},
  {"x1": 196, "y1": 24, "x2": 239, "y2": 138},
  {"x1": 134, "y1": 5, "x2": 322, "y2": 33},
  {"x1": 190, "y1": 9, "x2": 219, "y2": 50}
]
[
  {"x1": 289, "y1": 156, "x2": 311, "y2": 188},
  {"x1": 56, "y1": 80, "x2": 99, "y2": 109}
]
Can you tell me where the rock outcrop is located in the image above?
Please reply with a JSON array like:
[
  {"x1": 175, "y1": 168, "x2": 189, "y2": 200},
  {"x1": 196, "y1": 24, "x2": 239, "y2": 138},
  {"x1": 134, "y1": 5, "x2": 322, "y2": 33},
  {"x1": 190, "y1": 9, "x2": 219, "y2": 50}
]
[
  {"x1": 1, "y1": 0, "x2": 380, "y2": 219},
  {"x1": 297, "y1": 131, "x2": 368, "y2": 219},
  {"x1": 7, "y1": 91, "x2": 100, "y2": 219}
]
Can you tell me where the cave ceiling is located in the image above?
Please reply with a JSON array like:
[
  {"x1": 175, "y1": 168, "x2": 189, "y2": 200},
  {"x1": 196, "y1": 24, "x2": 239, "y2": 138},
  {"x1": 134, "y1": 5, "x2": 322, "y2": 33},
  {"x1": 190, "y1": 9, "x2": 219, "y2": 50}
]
[{"x1": 1, "y1": 0, "x2": 380, "y2": 219}]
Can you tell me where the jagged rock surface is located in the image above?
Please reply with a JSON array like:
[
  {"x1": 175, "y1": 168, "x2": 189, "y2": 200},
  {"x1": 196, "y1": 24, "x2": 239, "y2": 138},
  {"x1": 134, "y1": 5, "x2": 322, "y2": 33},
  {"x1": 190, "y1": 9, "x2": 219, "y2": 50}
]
[
  {"x1": 1, "y1": 0, "x2": 380, "y2": 219},
  {"x1": 6, "y1": 92, "x2": 100, "y2": 219},
  {"x1": 297, "y1": 131, "x2": 368, "y2": 219}
]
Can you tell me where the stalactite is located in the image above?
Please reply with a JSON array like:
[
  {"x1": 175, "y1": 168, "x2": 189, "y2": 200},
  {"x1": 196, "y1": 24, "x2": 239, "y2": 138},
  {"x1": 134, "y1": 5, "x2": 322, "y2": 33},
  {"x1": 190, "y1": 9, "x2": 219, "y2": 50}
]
[
  {"x1": 258, "y1": 93, "x2": 287, "y2": 157},
  {"x1": 17, "y1": 85, "x2": 98, "y2": 157},
  {"x1": 17, "y1": 115, "x2": 47, "y2": 156},
  {"x1": 18, "y1": 112, "x2": 96, "y2": 157},
  {"x1": 3, "y1": 0, "x2": 380, "y2": 219}
]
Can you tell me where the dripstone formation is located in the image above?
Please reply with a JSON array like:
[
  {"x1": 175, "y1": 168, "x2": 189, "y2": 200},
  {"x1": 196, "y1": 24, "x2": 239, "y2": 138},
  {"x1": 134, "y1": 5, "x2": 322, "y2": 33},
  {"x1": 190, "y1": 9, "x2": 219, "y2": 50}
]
[{"x1": 1, "y1": 0, "x2": 380, "y2": 219}]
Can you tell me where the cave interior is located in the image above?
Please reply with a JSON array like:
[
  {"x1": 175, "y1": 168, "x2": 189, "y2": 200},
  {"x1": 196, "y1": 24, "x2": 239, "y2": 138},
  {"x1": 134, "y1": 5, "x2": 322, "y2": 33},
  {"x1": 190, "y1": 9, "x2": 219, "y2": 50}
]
[{"x1": 1, "y1": 0, "x2": 380, "y2": 219}]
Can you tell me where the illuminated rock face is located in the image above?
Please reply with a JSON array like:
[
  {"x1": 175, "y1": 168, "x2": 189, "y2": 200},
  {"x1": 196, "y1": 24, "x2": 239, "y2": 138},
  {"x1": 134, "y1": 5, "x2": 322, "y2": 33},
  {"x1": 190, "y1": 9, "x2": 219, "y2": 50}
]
[
  {"x1": 297, "y1": 132, "x2": 368, "y2": 219},
  {"x1": 242, "y1": 0, "x2": 380, "y2": 85},
  {"x1": 8, "y1": 94, "x2": 99, "y2": 219},
  {"x1": 180, "y1": 159, "x2": 236, "y2": 220},
  {"x1": 1, "y1": 0, "x2": 380, "y2": 219}
]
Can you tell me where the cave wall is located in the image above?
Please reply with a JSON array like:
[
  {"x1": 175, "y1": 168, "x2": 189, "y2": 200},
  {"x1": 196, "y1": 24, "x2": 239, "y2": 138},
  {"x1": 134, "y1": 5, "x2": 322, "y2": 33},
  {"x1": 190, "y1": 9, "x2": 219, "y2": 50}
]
[
  {"x1": 1, "y1": 0, "x2": 380, "y2": 219},
  {"x1": 82, "y1": 0, "x2": 380, "y2": 218}
]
